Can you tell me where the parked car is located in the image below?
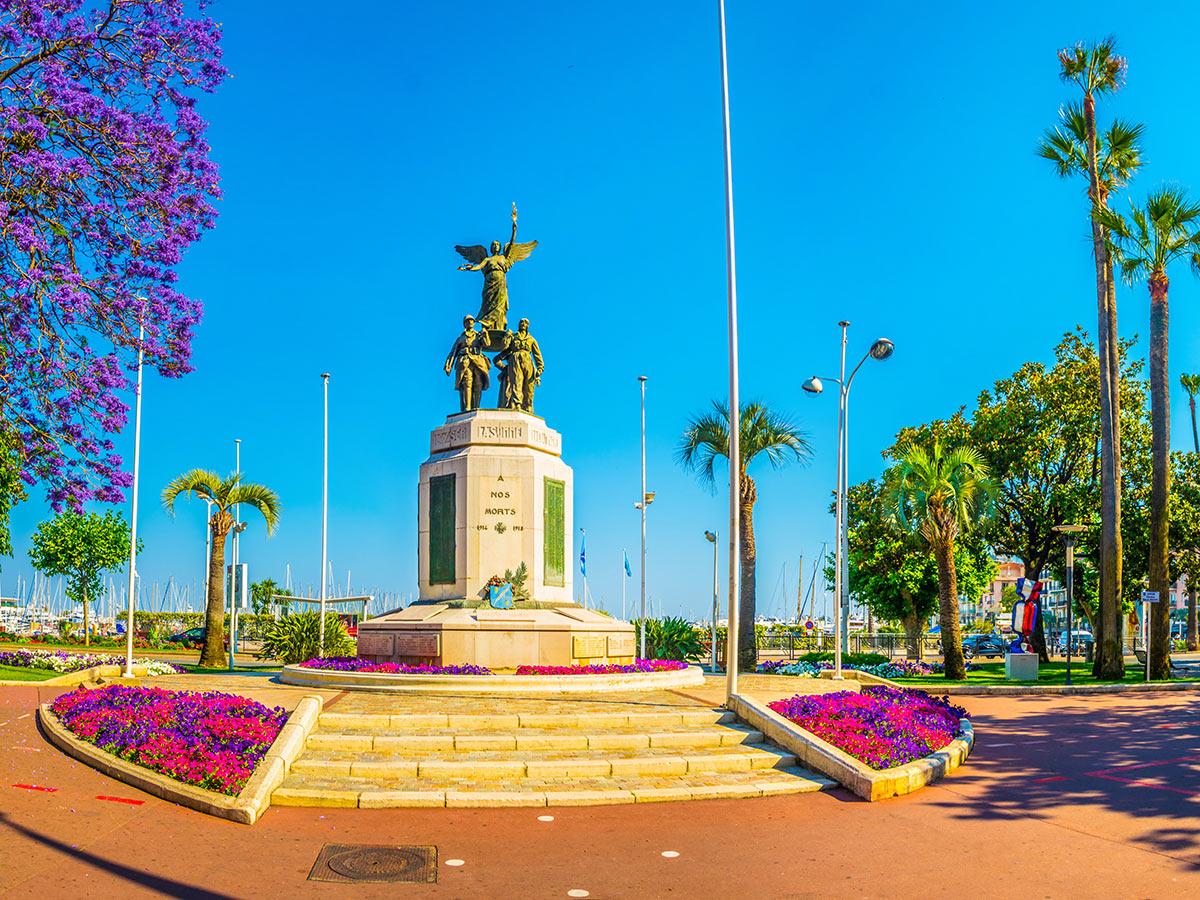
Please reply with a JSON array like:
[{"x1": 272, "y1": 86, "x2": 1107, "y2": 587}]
[
  {"x1": 961, "y1": 634, "x2": 1007, "y2": 659},
  {"x1": 166, "y1": 626, "x2": 206, "y2": 647}
]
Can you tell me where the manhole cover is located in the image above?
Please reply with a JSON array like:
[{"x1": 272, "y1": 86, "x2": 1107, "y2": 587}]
[{"x1": 307, "y1": 844, "x2": 437, "y2": 884}]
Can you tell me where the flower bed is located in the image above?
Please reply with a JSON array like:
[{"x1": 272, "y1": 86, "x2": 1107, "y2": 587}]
[
  {"x1": 49, "y1": 685, "x2": 287, "y2": 795},
  {"x1": 756, "y1": 658, "x2": 975, "y2": 679},
  {"x1": 768, "y1": 686, "x2": 968, "y2": 770},
  {"x1": 514, "y1": 660, "x2": 688, "y2": 675},
  {"x1": 298, "y1": 657, "x2": 493, "y2": 675},
  {"x1": 0, "y1": 648, "x2": 184, "y2": 676}
]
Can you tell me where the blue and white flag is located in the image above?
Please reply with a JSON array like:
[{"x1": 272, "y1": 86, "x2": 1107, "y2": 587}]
[
  {"x1": 623, "y1": 549, "x2": 632, "y2": 577},
  {"x1": 579, "y1": 533, "x2": 587, "y2": 577}
]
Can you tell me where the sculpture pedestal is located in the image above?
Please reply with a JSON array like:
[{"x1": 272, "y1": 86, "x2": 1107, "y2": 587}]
[
  {"x1": 1004, "y1": 652, "x2": 1038, "y2": 682},
  {"x1": 418, "y1": 408, "x2": 572, "y2": 604},
  {"x1": 355, "y1": 408, "x2": 635, "y2": 669}
]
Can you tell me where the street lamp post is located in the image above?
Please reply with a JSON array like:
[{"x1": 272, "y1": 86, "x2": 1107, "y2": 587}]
[
  {"x1": 705, "y1": 530, "x2": 719, "y2": 672},
  {"x1": 230, "y1": 438, "x2": 241, "y2": 670},
  {"x1": 123, "y1": 320, "x2": 145, "y2": 679},
  {"x1": 1053, "y1": 524, "x2": 1088, "y2": 686},
  {"x1": 203, "y1": 497, "x2": 213, "y2": 612},
  {"x1": 803, "y1": 325, "x2": 895, "y2": 680}
]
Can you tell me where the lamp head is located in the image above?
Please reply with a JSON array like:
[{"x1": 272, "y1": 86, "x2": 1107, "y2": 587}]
[
  {"x1": 704, "y1": 530, "x2": 717, "y2": 543},
  {"x1": 1052, "y1": 524, "x2": 1088, "y2": 534},
  {"x1": 869, "y1": 338, "x2": 894, "y2": 361},
  {"x1": 802, "y1": 376, "x2": 823, "y2": 394}
]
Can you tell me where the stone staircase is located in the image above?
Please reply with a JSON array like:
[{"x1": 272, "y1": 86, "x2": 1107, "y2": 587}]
[{"x1": 272, "y1": 697, "x2": 834, "y2": 808}]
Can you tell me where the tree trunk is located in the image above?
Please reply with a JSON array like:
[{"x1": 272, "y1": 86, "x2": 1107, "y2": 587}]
[
  {"x1": 1187, "y1": 578, "x2": 1198, "y2": 653},
  {"x1": 82, "y1": 580, "x2": 88, "y2": 648},
  {"x1": 933, "y1": 539, "x2": 964, "y2": 679},
  {"x1": 901, "y1": 611, "x2": 924, "y2": 662},
  {"x1": 1021, "y1": 562, "x2": 1050, "y2": 663},
  {"x1": 1103, "y1": 256, "x2": 1126, "y2": 676},
  {"x1": 1190, "y1": 395, "x2": 1199, "y2": 454},
  {"x1": 737, "y1": 473, "x2": 758, "y2": 673},
  {"x1": 1148, "y1": 272, "x2": 1172, "y2": 680},
  {"x1": 201, "y1": 518, "x2": 231, "y2": 668}
]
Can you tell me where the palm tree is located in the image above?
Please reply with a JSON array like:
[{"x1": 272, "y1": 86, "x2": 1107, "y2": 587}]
[
  {"x1": 1181, "y1": 373, "x2": 1200, "y2": 453},
  {"x1": 677, "y1": 401, "x2": 811, "y2": 672},
  {"x1": 884, "y1": 443, "x2": 996, "y2": 680},
  {"x1": 1047, "y1": 38, "x2": 1132, "y2": 679},
  {"x1": 162, "y1": 470, "x2": 281, "y2": 667},
  {"x1": 1099, "y1": 187, "x2": 1200, "y2": 679}
]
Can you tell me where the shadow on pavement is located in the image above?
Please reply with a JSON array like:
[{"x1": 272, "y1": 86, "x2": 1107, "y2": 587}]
[{"x1": 0, "y1": 812, "x2": 249, "y2": 900}]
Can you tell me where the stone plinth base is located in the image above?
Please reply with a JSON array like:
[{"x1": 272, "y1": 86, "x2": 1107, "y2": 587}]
[
  {"x1": 356, "y1": 602, "x2": 635, "y2": 670},
  {"x1": 1004, "y1": 652, "x2": 1039, "y2": 682}
]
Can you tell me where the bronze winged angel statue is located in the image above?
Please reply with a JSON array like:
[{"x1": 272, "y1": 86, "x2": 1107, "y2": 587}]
[{"x1": 455, "y1": 203, "x2": 538, "y2": 333}]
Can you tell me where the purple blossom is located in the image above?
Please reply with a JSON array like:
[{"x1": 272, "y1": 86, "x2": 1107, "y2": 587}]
[
  {"x1": 768, "y1": 686, "x2": 968, "y2": 770},
  {"x1": 0, "y1": 2, "x2": 226, "y2": 509},
  {"x1": 50, "y1": 684, "x2": 287, "y2": 795}
]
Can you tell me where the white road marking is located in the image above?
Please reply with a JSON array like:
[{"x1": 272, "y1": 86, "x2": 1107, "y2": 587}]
[
  {"x1": 445, "y1": 859, "x2": 465, "y2": 867},
  {"x1": 661, "y1": 851, "x2": 680, "y2": 858},
  {"x1": 537, "y1": 815, "x2": 555, "y2": 822}
]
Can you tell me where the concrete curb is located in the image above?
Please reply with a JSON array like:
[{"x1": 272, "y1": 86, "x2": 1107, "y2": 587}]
[
  {"x1": 0, "y1": 663, "x2": 150, "y2": 687},
  {"x1": 278, "y1": 663, "x2": 706, "y2": 693},
  {"x1": 37, "y1": 693, "x2": 324, "y2": 825},
  {"x1": 726, "y1": 693, "x2": 973, "y2": 802}
]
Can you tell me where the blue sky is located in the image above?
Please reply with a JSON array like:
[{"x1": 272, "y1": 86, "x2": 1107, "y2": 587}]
[{"x1": 7, "y1": 0, "x2": 1200, "y2": 620}]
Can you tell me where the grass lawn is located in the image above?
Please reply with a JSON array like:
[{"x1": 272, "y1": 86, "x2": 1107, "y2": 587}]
[
  {"x1": 0, "y1": 664, "x2": 63, "y2": 682},
  {"x1": 890, "y1": 659, "x2": 1193, "y2": 686}
]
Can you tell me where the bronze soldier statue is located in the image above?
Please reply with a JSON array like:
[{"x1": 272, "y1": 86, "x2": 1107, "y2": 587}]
[
  {"x1": 444, "y1": 315, "x2": 490, "y2": 412},
  {"x1": 493, "y1": 318, "x2": 543, "y2": 413}
]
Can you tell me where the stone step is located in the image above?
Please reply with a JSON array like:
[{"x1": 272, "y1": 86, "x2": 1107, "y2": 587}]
[
  {"x1": 305, "y1": 724, "x2": 765, "y2": 752},
  {"x1": 291, "y1": 743, "x2": 796, "y2": 778},
  {"x1": 272, "y1": 765, "x2": 836, "y2": 808},
  {"x1": 317, "y1": 709, "x2": 736, "y2": 730}
]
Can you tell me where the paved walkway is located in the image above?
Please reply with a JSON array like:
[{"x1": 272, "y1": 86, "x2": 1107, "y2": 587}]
[{"x1": 4, "y1": 677, "x2": 1200, "y2": 897}]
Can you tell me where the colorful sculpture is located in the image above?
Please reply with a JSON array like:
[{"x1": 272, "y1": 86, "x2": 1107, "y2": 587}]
[{"x1": 1009, "y1": 577, "x2": 1042, "y2": 653}]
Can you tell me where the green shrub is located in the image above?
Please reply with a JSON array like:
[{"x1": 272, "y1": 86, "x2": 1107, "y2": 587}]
[
  {"x1": 632, "y1": 616, "x2": 705, "y2": 662},
  {"x1": 258, "y1": 612, "x2": 354, "y2": 664}
]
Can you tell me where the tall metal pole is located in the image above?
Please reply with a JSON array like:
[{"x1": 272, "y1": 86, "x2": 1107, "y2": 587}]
[
  {"x1": 639, "y1": 375, "x2": 647, "y2": 658},
  {"x1": 841, "y1": 331, "x2": 852, "y2": 657},
  {"x1": 621, "y1": 550, "x2": 627, "y2": 621},
  {"x1": 203, "y1": 498, "x2": 213, "y2": 615},
  {"x1": 711, "y1": 530, "x2": 719, "y2": 673},
  {"x1": 1065, "y1": 536, "x2": 1075, "y2": 685},
  {"x1": 319, "y1": 373, "x2": 330, "y2": 651},
  {"x1": 718, "y1": 0, "x2": 741, "y2": 702},
  {"x1": 122, "y1": 320, "x2": 145, "y2": 678},
  {"x1": 833, "y1": 321, "x2": 848, "y2": 678},
  {"x1": 230, "y1": 439, "x2": 240, "y2": 670}
]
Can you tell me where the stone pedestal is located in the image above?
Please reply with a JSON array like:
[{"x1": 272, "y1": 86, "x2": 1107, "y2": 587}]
[
  {"x1": 355, "y1": 408, "x2": 633, "y2": 670},
  {"x1": 417, "y1": 408, "x2": 572, "y2": 604},
  {"x1": 1004, "y1": 652, "x2": 1039, "y2": 682}
]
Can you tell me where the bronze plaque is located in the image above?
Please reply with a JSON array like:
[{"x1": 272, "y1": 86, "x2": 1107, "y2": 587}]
[
  {"x1": 607, "y1": 634, "x2": 635, "y2": 656},
  {"x1": 395, "y1": 633, "x2": 440, "y2": 657},
  {"x1": 356, "y1": 633, "x2": 394, "y2": 657},
  {"x1": 572, "y1": 634, "x2": 606, "y2": 659}
]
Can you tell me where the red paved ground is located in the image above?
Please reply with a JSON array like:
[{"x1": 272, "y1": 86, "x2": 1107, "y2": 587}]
[{"x1": 2, "y1": 684, "x2": 1199, "y2": 899}]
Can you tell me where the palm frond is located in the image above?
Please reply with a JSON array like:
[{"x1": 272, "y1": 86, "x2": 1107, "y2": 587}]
[
  {"x1": 228, "y1": 482, "x2": 282, "y2": 535},
  {"x1": 676, "y1": 399, "x2": 810, "y2": 492},
  {"x1": 161, "y1": 469, "x2": 225, "y2": 516}
]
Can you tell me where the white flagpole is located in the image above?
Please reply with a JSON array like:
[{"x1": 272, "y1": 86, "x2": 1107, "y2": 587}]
[
  {"x1": 718, "y1": 0, "x2": 741, "y2": 702},
  {"x1": 123, "y1": 319, "x2": 144, "y2": 678}
]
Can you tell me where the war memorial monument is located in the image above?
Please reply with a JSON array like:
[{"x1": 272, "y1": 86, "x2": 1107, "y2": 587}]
[{"x1": 355, "y1": 206, "x2": 636, "y2": 669}]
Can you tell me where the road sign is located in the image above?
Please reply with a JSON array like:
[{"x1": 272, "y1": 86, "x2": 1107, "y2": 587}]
[{"x1": 1141, "y1": 590, "x2": 1160, "y2": 603}]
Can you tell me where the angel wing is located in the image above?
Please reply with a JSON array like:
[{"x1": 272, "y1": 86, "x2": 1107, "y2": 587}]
[
  {"x1": 503, "y1": 240, "x2": 538, "y2": 263},
  {"x1": 454, "y1": 244, "x2": 488, "y2": 265}
]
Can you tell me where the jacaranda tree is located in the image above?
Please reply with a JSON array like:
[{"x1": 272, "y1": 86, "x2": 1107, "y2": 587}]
[{"x1": 0, "y1": 1, "x2": 226, "y2": 509}]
